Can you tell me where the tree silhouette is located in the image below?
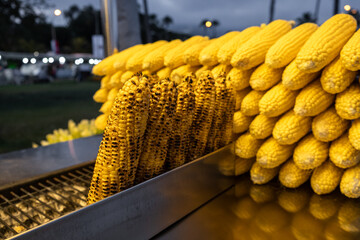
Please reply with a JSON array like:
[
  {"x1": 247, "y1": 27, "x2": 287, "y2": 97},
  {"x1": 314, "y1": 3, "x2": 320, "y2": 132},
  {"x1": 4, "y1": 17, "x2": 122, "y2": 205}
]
[
  {"x1": 162, "y1": 15, "x2": 173, "y2": 40},
  {"x1": 296, "y1": 12, "x2": 316, "y2": 25},
  {"x1": 212, "y1": 19, "x2": 219, "y2": 37}
]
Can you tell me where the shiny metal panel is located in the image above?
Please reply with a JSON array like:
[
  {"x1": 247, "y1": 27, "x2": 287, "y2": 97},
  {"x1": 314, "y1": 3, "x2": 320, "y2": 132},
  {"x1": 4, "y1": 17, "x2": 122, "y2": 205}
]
[
  {"x1": 0, "y1": 135, "x2": 102, "y2": 189},
  {"x1": 11, "y1": 144, "x2": 235, "y2": 240}
]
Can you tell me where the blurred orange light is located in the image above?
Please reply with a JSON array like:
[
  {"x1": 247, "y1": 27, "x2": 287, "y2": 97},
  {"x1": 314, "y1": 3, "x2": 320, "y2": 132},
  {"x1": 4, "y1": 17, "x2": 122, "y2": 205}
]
[
  {"x1": 205, "y1": 21, "x2": 212, "y2": 28},
  {"x1": 351, "y1": 9, "x2": 358, "y2": 14},
  {"x1": 344, "y1": 5, "x2": 351, "y2": 11}
]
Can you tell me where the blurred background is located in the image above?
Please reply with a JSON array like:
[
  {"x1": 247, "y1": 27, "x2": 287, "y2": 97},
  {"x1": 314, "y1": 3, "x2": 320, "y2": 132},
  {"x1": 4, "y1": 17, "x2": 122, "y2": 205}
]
[{"x1": 0, "y1": 0, "x2": 360, "y2": 153}]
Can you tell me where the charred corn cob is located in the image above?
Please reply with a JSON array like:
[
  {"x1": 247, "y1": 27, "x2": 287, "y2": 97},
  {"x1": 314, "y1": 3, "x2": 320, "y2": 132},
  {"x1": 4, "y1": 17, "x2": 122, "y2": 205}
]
[
  {"x1": 250, "y1": 161, "x2": 279, "y2": 184},
  {"x1": 226, "y1": 67, "x2": 254, "y2": 91},
  {"x1": 340, "y1": 164, "x2": 360, "y2": 198},
  {"x1": 143, "y1": 39, "x2": 182, "y2": 72},
  {"x1": 349, "y1": 119, "x2": 360, "y2": 150},
  {"x1": 312, "y1": 107, "x2": 350, "y2": 142},
  {"x1": 311, "y1": 160, "x2": 343, "y2": 195},
  {"x1": 231, "y1": 19, "x2": 292, "y2": 70},
  {"x1": 188, "y1": 71, "x2": 216, "y2": 160},
  {"x1": 249, "y1": 63, "x2": 284, "y2": 91},
  {"x1": 199, "y1": 31, "x2": 240, "y2": 66},
  {"x1": 217, "y1": 26, "x2": 261, "y2": 65},
  {"x1": 259, "y1": 83, "x2": 299, "y2": 117},
  {"x1": 112, "y1": 44, "x2": 145, "y2": 71},
  {"x1": 136, "y1": 78, "x2": 177, "y2": 183},
  {"x1": 279, "y1": 159, "x2": 312, "y2": 188},
  {"x1": 293, "y1": 134, "x2": 329, "y2": 170},
  {"x1": 235, "y1": 87, "x2": 251, "y2": 110},
  {"x1": 335, "y1": 83, "x2": 360, "y2": 120},
  {"x1": 295, "y1": 14, "x2": 357, "y2": 73},
  {"x1": 249, "y1": 115, "x2": 278, "y2": 139},
  {"x1": 265, "y1": 23, "x2": 318, "y2": 68},
  {"x1": 211, "y1": 64, "x2": 231, "y2": 79},
  {"x1": 170, "y1": 65, "x2": 200, "y2": 84},
  {"x1": 166, "y1": 75, "x2": 195, "y2": 170},
  {"x1": 183, "y1": 40, "x2": 212, "y2": 66},
  {"x1": 320, "y1": 56, "x2": 357, "y2": 94},
  {"x1": 93, "y1": 88, "x2": 109, "y2": 103},
  {"x1": 272, "y1": 110, "x2": 312, "y2": 145},
  {"x1": 341, "y1": 28, "x2": 360, "y2": 71},
  {"x1": 233, "y1": 110, "x2": 254, "y2": 134},
  {"x1": 165, "y1": 36, "x2": 208, "y2": 69},
  {"x1": 156, "y1": 67, "x2": 172, "y2": 79},
  {"x1": 241, "y1": 90, "x2": 266, "y2": 116},
  {"x1": 87, "y1": 74, "x2": 150, "y2": 204},
  {"x1": 329, "y1": 131, "x2": 360, "y2": 169},
  {"x1": 235, "y1": 132, "x2": 265, "y2": 159},
  {"x1": 281, "y1": 60, "x2": 320, "y2": 90},
  {"x1": 294, "y1": 80, "x2": 334, "y2": 117},
  {"x1": 256, "y1": 137, "x2": 295, "y2": 168},
  {"x1": 195, "y1": 65, "x2": 212, "y2": 79}
]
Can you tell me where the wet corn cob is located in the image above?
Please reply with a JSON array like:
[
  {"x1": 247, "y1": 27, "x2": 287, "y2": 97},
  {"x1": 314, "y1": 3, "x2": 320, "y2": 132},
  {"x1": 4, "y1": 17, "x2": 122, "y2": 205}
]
[
  {"x1": 272, "y1": 110, "x2": 312, "y2": 145},
  {"x1": 135, "y1": 78, "x2": 177, "y2": 183},
  {"x1": 340, "y1": 164, "x2": 360, "y2": 198},
  {"x1": 233, "y1": 110, "x2": 254, "y2": 134},
  {"x1": 265, "y1": 22, "x2": 318, "y2": 68},
  {"x1": 312, "y1": 107, "x2": 350, "y2": 142},
  {"x1": 279, "y1": 159, "x2": 312, "y2": 188},
  {"x1": 329, "y1": 131, "x2": 360, "y2": 169},
  {"x1": 226, "y1": 67, "x2": 254, "y2": 91},
  {"x1": 256, "y1": 137, "x2": 295, "y2": 168},
  {"x1": 281, "y1": 60, "x2": 320, "y2": 90},
  {"x1": 170, "y1": 65, "x2": 200, "y2": 84},
  {"x1": 183, "y1": 40, "x2": 212, "y2": 66},
  {"x1": 293, "y1": 133, "x2": 329, "y2": 170},
  {"x1": 294, "y1": 80, "x2": 335, "y2": 117},
  {"x1": 241, "y1": 90, "x2": 266, "y2": 116},
  {"x1": 188, "y1": 71, "x2": 216, "y2": 160},
  {"x1": 87, "y1": 74, "x2": 150, "y2": 204},
  {"x1": 235, "y1": 132, "x2": 265, "y2": 158},
  {"x1": 249, "y1": 114, "x2": 278, "y2": 139},
  {"x1": 250, "y1": 161, "x2": 279, "y2": 184},
  {"x1": 166, "y1": 75, "x2": 195, "y2": 170},
  {"x1": 311, "y1": 160, "x2": 343, "y2": 195},
  {"x1": 249, "y1": 63, "x2": 284, "y2": 91},
  {"x1": 341, "y1": 28, "x2": 360, "y2": 71},
  {"x1": 259, "y1": 83, "x2": 299, "y2": 117},
  {"x1": 320, "y1": 56, "x2": 357, "y2": 94},
  {"x1": 335, "y1": 83, "x2": 360, "y2": 120},
  {"x1": 231, "y1": 19, "x2": 292, "y2": 69},
  {"x1": 235, "y1": 87, "x2": 251, "y2": 111},
  {"x1": 349, "y1": 119, "x2": 360, "y2": 150}
]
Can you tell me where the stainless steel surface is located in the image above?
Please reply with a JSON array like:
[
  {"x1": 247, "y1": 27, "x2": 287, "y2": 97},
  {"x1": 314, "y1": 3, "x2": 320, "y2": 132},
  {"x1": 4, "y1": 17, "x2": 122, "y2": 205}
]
[
  {"x1": 100, "y1": 0, "x2": 117, "y2": 56},
  {"x1": 12, "y1": 144, "x2": 236, "y2": 240},
  {"x1": 0, "y1": 135, "x2": 101, "y2": 189},
  {"x1": 155, "y1": 176, "x2": 360, "y2": 240}
]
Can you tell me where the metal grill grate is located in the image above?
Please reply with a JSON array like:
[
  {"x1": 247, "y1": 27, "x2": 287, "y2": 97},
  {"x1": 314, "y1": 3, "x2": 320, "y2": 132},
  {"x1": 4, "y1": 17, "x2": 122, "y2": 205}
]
[{"x1": 0, "y1": 164, "x2": 94, "y2": 239}]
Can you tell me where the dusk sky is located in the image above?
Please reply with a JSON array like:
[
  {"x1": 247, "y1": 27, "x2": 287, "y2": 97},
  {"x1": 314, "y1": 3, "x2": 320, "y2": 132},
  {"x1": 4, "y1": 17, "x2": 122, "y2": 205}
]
[{"x1": 47, "y1": 0, "x2": 360, "y2": 36}]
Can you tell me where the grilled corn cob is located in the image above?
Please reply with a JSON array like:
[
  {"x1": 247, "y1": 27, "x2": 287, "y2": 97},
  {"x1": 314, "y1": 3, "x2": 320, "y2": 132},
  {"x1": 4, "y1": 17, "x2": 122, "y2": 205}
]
[
  {"x1": 341, "y1": 28, "x2": 360, "y2": 71},
  {"x1": 279, "y1": 159, "x2": 312, "y2": 188},
  {"x1": 311, "y1": 160, "x2": 343, "y2": 195},
  {"x1": 235, "y1": 87, "x2": 251, "y2": 110},
  {"x1": 211, "y1": 64, "x2": 232, "y2": 79},
  {"x1": 195, "y1": 65, "x2": 212, "y2": 79},
  {"x1": 329, "y1": 131, "x2": 360, "y2": 169},
  {"x1": 335, "y1": 83, "x2": 360, "y2": 120},
  {"x1": 249, "y1": 63, "x2": 284, "y2": 91},
  {"x1": 183, "y1": 40, "x2": 212, "y2": 66},
  {"x1": 226, "y1": 67, "x2": 254, "y2": 91},
  {"x1": 340, "y1": 164, "x2": 360, "y2": 198},
  {"x1": 281, "y1": 60, "x2": 320, "y2": 90},
  {"x1": 250, "y1": 161, "x2": 279, "y2": 184},
  {"x1": 349, "y1": 119, "x2": 360, "y2": 150},
  {"x1": 249, "y1": 115, "x2": 278, "y2": 139},
  {"x1": 235, "y1": 132, "x2": 265, "y2": 158},
  {"x1": 170, "y1": 65, "x2": 200, "y2": 84},
  {"x1": 241, "y1": 90, "x2": 266, "y2": 116}
]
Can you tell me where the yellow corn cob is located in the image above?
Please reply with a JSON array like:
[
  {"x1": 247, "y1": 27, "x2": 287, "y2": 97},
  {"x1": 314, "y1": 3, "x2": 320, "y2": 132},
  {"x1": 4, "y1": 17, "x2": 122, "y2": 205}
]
[
  {"x1": 254, "y1": 203, "x2": 289, "y2": 233},
  {"x1": 295, "y1": 14, "x2": 357, "y2": 73},
  {"x1": 94, "y1": 114, "x2": 108, "y2": 130},
  {"x1": 109, "y1": 71, "x2": 124, "y2": 88},
  {"x1": 120, "y1": 71, "x2": 134, "y2": 84},
  {"x1": 329, "y1": 132, "x2": 360, "y2": 169},
  {"x1": 156, "y1": 67, "x2": 172, "y2": 79},
  {"x1": 183, "y1": 40, "x2": 212, "y2": 66},
  {"x1": 338, "y1": 200, "x2": 360, "y2": 232},
  {"x1": 273, "y1": 110, "x2": 312, "y2": 145},
  {"x1": 233, "y1": 110, "x2": 254, "y2": 134},
  {"x1": 293, "y1": 134, "x2": 329, "y2": 170},
  {"x1": 231, "y1": 20, "x2": 292, "y2": 70},
  {"x1": 217, "y1": 26, "x2": 261, "y2": 65},
  {"x1": 259, "y1": 83, "x2": 299, "y2": 117},
  {"x1": 291, "y1": 211, "x2": 324, "y2": 240},
  {"x1": 349, "y1": 119, "x2": 360, "y2": 150},
  {"x1": 308, "y1": 194, "x2": 338, "y2": 220},
  {"x1": 199, "y1": 31, "x2": 240, "y2": 66},
  {"x1": 107, "y1": 88, "x2": 119, "y2": 102},
  {"x1": 249, "y1": 63, "x2": 284, "y2": 91},
  {"x1": 312, "y1": 107, "x2": 350, "y2": 142},
  {"x1": 281, "y1": 60, "x2": 320, "y2": 90},
  {"x1": 226, "y1": 67, "x2": 254, "y2": 91},
  {"x1": 93, "y1": 88, "x2": 109, "y2": 103},
  {"x1": 170, "y1": 65, "x2": 200, "y2": 84},
  {"x1": 112, "y1": 44, "x2": 145, "y2": 71},
  {"x1": 320, "y1": 56, "x2": 357, "y2": 94},
  {"x1": 277, "y1": 187, "x2": 309, "y2": 213},
  {"x1": 165, "y1": 36, "x2": 208, "y2": 69},
  {"x1": 249, "y1": 184, "x2": 275, "y2": 203},
  {"x1": 311, "y1": 160, "x2": 343, "y2": 195},
  {"x1": 241, "y1": 90, "x2": 266, "y2": 116},
  {"x1": 142, "y1": 39, "x2": 182, "y2": 72},
  {"x1": 335, "y1": 83, "x2": 360, "y2": 120},
  {"x1": 256, "y1": 137, "x2": 295, "y2": 168},
  {"x1": 126, "y1": 40, "x2": 167, "y2": 72},
  {"x1": 99, "y1": 101, "x2": 113, "y2": 114},
  {"x1": 195, "y1": 65, "x2": 212, "y2": 79},
  {"x1": 250, "y1": 161, "x2": 279, "y2": 184},
  {"x1": 188, "y1": 71, "x2": 216, "y2": 160},
  {"x1": 100, "y1": 75, "x2": 112, "y2": 89},
  {"x1": 136, "y1": 78, "x2": 177, "y2": 183},
  {"x1": 279, "y1": 159, "x2": 312, "y2": 188},
  {"x1": 166, "y1": 75, "x2": 195, "y2": 170},
  {"x1": 235, "y1": 87, "x2": 251, "y2": 111},
  {"x1": 235, "y1": 132, "x2": 265, "y2": 158},
  {"x1": 249, "y1": 115, "x2": 278, "y2": 139},
  {"x1": 87, "y1": 75, "x2": 150, "y2": 204},
  {"x1": 233, "y1": 196, "x2": 258, "y2": 220},
  {"x1": 235, "y1": 157, "x2": 256, "y2": 176},
  {"x1": 341, "y1": 28, "x2": 360, "y2": 71},
  {"x1": 294, "y1": 80, "x2": 335, "y2": 116},
  {"x1": 340, "y1": 164, "x2": 360, "y2": 198},
  {"x1": 265, "y1": 23, "x2": 318, "y2": 68},
  {"x1": 211, "y1": 64, "x2": 232, "y2": 79}
]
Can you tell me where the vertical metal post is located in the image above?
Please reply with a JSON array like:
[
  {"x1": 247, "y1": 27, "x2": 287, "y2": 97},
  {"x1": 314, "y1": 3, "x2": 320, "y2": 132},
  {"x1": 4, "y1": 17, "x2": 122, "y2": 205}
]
[
  {"x1": 100, "y1": 0, "x2": 116, "y2": 56},
  {"x1": 334, "y1": 0, "x2": 339, "y2": 15},
  {"x1": 314, "y1": 0, "x2": 321, "y2": 23},
  {"x1": 269, "y1": 0, "x2": 275, "y2": 23},
  {"x1": 142, "y1": 0, "x2": 151, "y2": 43}
]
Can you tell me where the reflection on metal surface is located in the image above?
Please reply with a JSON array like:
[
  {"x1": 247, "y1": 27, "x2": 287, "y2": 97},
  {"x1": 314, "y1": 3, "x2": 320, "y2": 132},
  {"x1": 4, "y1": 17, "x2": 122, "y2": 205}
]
[{"x1": 156, "y1": 176, "x2": 360, "y2": 240}]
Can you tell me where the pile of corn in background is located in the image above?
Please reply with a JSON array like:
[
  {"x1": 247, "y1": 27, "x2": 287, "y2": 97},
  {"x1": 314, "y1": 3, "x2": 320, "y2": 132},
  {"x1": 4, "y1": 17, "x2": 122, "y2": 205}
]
[{"x1": 90, "y1": 13, "x2": 360, "y2": 201}]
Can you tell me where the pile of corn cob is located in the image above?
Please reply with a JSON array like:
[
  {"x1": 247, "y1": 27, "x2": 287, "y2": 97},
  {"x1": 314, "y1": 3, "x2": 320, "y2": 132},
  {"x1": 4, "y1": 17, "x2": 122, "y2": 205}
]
[
  {"x1": 90, "y1": 13, "x2": 360, "y2": 201},
  {"x1": 32, "y1": 119, "x2": 103, "y2": 147}
]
